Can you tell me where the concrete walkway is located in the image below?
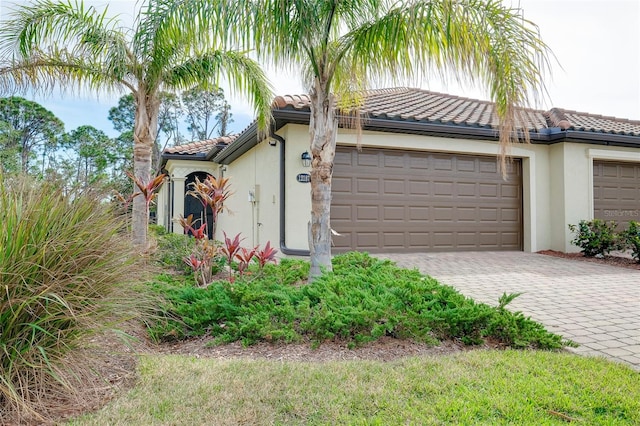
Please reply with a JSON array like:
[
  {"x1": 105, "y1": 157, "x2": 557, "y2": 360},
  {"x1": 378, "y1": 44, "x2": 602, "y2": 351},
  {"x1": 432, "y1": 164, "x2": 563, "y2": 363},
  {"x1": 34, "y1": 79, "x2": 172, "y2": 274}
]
[{"x1": 378, "y1": 252, "x2": 640, "y2": 371}]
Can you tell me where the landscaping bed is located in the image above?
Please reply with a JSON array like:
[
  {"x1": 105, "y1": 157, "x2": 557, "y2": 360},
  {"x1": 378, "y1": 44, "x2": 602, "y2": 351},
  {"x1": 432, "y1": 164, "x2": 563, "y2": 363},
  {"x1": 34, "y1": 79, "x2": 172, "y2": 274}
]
[{"x1": 538, "y1": 250, "x2": 640, "y2": 271}]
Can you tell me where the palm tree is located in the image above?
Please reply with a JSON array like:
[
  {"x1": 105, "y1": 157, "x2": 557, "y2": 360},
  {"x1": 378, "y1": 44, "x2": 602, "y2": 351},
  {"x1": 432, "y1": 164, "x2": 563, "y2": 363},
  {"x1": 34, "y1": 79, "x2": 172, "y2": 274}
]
[
  {"x1": 0, "y1": 0, "x2": 273, "y2": 249},
  {"x1": 240, "y1": 0, "x2": 551, "y2": 279}
]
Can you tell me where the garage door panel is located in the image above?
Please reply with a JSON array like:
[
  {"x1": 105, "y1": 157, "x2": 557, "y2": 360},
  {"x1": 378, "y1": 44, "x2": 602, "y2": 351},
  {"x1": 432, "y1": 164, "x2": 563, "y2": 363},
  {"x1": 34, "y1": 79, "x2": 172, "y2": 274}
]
[
  {"x1": 331, "y1": 204, "x2": 352, "y2": 221},
  {"x1": 456, "y1": 158, "x2": 476, "y2": 172},
  {"x1": 383, "y1": 232, "x2": 405, "y2": 247},
  {"x1": 409, "y1": 156, "x2": 429, "y2": 170},
  {"x1": 332, "y1": 147, "x2": 522, "y2": 252},
  {"x1": 501, "y1": 184, "x2": 520, "y2": 198},
  {"x1": 332, "y1": 176, "x2": 352, "y2": 193},
  {"x1": 458, "y1": 182, "x2": 477, "y2": 197},
  {"x1": 383, "y1": 153, "x2": 405, "y2": 168},
  {"x1": 434, "y1": 181, "x2": 454, "y2": 195},
  {"x1": 501, "y1": 208, "x2": 520, "y2": 222},
  {"x1": 334, "y1": 150, "x2": 352, "y2": 166},
  {"x1": 409, "y1": 206, "x2": 430, "y2": 220},
  {"x1": 479, "y1": 160, "x2": 498, "y2": 173},
  {"x1": 479, "y1": 184, "x2": 498, "y2": 197},
  {"x1": 433, "y1": 156, "x2": 453, "y2": 170},
  {"x1": 432, "y1": 232, "x2": 455, "y2": 249},
  {"x1": 408, "y1": 180, "x2": 430, "y2": 195},
  {"x1": 457, "y1": 207, "x2": 478, "y2": 222},
  {"x1": 357, "y1": 152, "x2": 379, "y2": 167},
  {"x1": 383, "y1": 179, "x2": 405, "y2": 194},
  {"x1": 356, "y1": 205, "x2": 379, "y2": 221},
  {"x1": 356, "y1": 178, "x2": 379, "y2": 193},
  {"x1": 383, "y1": 206, "x2": 405, "y2": 221}
]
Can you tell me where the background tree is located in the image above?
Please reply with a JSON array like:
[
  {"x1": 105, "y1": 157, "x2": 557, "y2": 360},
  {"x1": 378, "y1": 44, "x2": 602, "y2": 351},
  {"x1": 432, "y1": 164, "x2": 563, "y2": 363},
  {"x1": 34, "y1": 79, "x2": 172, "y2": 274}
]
[
  {"x1": 0, "y1": 96, "x2": 64, "y2": 174},
  {"x1": 0, "y1": 0, "x2": 272, "y2": 250},
  {"x1": 182, "y1": 86, "x2": 234, "y2": 140},
  {"x1": 236, "y1": 0, "x2": 551, "y2": 279},
  {"x1": 58, "y1": 125, "x2": 115, "y2": 191}
]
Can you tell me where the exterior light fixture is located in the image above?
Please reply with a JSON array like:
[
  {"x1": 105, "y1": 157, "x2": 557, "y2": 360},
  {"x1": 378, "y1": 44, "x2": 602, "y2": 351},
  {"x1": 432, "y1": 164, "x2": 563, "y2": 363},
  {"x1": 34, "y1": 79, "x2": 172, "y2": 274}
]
[{"x1": 301, "y1": 151, "x2": 312, "y2": 167}]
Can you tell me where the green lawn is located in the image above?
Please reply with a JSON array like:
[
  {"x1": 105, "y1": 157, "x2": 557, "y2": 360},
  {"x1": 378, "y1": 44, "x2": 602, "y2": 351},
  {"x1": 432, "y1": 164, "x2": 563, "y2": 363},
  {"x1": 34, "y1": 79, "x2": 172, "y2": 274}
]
[{"x1": 69, "y1": 350, "x2": 639, "y2": 425}]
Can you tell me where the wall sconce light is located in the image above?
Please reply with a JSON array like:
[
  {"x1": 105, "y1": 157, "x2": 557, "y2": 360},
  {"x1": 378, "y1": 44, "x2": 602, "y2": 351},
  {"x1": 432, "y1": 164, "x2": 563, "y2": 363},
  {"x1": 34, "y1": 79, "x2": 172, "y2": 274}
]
[
  {"x1": 268, "y1": 138, "x2": 277, "y2": 147},
  {"x1": 301, "y1": 151, "x2": 312, "y2": 167}
]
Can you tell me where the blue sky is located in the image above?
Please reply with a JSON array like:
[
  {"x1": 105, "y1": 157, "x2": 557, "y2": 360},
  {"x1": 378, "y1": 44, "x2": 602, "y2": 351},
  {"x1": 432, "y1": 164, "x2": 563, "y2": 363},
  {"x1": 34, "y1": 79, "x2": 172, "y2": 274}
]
[{"x1": 2, "y1": 0, "x2": 639, "y2": 140}]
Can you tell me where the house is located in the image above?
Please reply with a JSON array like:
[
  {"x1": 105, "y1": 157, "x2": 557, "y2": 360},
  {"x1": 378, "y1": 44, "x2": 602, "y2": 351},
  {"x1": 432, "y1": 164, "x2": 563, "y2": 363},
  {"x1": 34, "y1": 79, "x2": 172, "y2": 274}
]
[{"x1": 157, "y1": 87, "x2": 640, "y2": 256}]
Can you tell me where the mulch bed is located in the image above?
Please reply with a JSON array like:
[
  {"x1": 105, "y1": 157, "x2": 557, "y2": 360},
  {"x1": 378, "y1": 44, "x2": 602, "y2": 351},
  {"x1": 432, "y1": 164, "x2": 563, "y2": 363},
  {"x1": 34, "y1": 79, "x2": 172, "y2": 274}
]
[{"x1": 537, "y1": 250, "x2": 640, "y2": 271}]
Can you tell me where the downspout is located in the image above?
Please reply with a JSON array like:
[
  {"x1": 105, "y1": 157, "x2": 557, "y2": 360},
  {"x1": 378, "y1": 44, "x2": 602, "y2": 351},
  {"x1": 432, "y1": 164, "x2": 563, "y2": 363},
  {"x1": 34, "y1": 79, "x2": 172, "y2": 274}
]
[{"x1": 272, "y1": 131, "x2": 310, "y2": 256}]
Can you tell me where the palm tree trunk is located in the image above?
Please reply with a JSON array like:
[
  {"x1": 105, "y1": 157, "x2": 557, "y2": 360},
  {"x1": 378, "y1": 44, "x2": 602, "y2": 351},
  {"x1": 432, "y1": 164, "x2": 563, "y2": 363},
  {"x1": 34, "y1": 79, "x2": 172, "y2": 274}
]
[
  {"x1": 132, "y1": 91, "x2": 159, "y2": 250},
  {"x1": 308, "y1": 81, "x2": 338, "y2": 280}
]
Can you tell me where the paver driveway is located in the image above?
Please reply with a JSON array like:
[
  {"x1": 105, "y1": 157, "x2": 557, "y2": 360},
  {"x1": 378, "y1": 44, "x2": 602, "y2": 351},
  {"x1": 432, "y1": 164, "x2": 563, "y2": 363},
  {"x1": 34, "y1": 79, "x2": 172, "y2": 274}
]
[{"x1": 378, "y1": 252, "x2": 640, "y2": 371}]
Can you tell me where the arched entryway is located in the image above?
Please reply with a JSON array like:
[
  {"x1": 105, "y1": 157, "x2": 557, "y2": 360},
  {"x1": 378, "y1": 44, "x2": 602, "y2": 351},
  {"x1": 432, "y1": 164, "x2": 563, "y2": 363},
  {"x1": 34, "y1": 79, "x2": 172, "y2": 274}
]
[{"x1": 184, "y1": 171, "x2": 215, "y2": 239}]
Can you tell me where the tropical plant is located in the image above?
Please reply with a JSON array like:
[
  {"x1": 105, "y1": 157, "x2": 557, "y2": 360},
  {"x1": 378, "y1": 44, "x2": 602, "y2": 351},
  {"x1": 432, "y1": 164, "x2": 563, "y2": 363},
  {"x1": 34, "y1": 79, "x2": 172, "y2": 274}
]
[
  {"x1": 186, "y1": 174, "x2": 233, "y2": 239},
  {"x1": 235, "y1": 246, "x2": 257, "y2": 278},
  {"x1": 255, "y1": 241, "x2": 278, "y2": 271},
  {"x1": 0, "y1": 0, "x2": 272, "y2": 250},
  {"x1": 221, "y1": 232, "x2": 244, "y2": 282},
  {"x1": 620, "y1": 221, "x2": 640, "y2": 262},
  {"x1": 224, "y1": 0, "x2": 551, "y2": 279},
  {"x1": 0, "y1": 174, "x2": 142, "y2": 420},
  {"x1": 568, "y1": 219, "x2": 621, "y2": 257}
]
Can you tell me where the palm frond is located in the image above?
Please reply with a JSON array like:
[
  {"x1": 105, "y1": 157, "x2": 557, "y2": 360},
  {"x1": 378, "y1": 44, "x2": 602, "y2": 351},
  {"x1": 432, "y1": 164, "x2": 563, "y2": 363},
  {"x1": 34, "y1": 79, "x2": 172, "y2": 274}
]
[
  {"x1": 335, "y1": 0, "x2": 552, "y2": 169},
  {"x1": 163, "y1": 50, "x2": 273, "y2": 133},
  {"x1": 0, "y1": 0, "x2": 134, "y2": 94}
]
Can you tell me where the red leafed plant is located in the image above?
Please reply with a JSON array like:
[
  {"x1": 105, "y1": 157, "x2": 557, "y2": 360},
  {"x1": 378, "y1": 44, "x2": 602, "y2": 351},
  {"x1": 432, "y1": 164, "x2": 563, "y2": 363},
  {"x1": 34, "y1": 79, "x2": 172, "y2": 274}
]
[
  {"x1": 235, "y1": 246, "x2": 257, "y2": 278},
  {"x1": 221, "y1": 232, "x2": 243, "y2": 282},
  {"x1": 178, "y1": 214, "x2": 207, "y2": 240},
  {"x1": 255, "y1": 241, "x2": 278, "y2": 271},
  {"x1": 127, "y1": 171, "x2": 166, "y2": 212},
  {"x1": 187, "y1": 175, "x2": 232, "y2": 239}
]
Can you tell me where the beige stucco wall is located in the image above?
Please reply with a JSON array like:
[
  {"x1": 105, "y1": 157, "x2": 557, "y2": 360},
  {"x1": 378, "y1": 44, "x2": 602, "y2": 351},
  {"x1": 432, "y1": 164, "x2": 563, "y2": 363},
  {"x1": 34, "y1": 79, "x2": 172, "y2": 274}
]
[
  {"x1": 216, "y1": 138, "x2": 281, "y2": 247},
  {"x1": 161, "y1": 125, "x2": 640, "y2": 256}
]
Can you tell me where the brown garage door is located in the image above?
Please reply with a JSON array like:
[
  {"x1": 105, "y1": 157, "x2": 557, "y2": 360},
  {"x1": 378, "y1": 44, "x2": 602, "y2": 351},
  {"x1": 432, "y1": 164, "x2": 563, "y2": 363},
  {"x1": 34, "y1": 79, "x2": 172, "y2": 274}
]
[
  {"x1": 331, "y1": 147, "x2": 522, "y2": 252},
  {"x1": 593, "y1": 160, "x2": 640, "y2": 227}
]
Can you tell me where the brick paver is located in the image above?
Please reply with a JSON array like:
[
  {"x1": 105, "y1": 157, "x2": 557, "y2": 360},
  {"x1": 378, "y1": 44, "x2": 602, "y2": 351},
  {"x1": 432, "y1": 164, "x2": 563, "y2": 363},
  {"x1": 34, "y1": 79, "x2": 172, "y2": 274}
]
[{"x1": 378, "y1": 252, "x2": 640, "y2": 371}]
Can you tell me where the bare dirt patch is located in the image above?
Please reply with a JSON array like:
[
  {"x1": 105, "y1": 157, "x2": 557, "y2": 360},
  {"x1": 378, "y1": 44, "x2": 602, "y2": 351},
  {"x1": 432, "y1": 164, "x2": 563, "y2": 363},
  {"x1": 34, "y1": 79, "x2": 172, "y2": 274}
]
[{"x1": 537, "y1": 250, "x2": 640, "y2": 271}]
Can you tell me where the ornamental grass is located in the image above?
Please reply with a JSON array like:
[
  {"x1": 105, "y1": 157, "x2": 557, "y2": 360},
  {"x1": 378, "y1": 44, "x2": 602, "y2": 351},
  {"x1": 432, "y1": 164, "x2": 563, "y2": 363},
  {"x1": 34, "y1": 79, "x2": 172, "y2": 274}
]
[{"x1": 0, "y1": 175, "x2": 144, "y2": 422}]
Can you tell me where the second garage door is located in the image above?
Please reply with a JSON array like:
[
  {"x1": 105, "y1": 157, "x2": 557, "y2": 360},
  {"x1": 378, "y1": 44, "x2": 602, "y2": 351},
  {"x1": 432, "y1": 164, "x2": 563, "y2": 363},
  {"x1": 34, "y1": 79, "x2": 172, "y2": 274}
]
[
  {"x1": 331, "y1": 147, "x2": 522, "y2": 252},
  {"x1": 593, "y1": 160, "x2": 640, "y2": 228}
]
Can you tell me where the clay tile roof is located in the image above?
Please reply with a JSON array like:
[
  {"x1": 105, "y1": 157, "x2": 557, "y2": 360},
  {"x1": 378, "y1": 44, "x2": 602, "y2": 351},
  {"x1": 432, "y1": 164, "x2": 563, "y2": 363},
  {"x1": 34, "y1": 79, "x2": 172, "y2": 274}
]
[
  {"x1": 273, "y1": 87, "x2": 640, "y2": 136},
  {"x1": 550, "y1": 109, "x2": 640, "y2": 136},
  {"x1": 274, "y1": 87, "x2": 550, "y2": 133},
  {"x1": 164, "y1": 134, "x2": 238, "y2": 155}
]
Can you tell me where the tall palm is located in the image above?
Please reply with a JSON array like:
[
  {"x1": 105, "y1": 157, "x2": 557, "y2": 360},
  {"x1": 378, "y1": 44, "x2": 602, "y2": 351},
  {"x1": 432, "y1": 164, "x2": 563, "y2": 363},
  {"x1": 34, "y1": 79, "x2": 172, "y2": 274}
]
[
  {"x1": 241, "y1": 0, "x2": 551, "y2": 279},
  {"x1": 0, "y1": 0, "x2": 272, "y2": 249}
]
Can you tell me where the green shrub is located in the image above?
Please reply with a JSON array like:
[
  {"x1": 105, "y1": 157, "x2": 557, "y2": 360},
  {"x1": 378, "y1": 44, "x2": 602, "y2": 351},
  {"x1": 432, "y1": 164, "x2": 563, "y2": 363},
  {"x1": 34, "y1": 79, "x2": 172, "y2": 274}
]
[
  {"x1": 153, "y1": 231, "x2": 197, "y2": 273},
  {"x1": 0, "y1": 175, "x2": 143, "y2": 419},
  {"x1": 568, "y1": 219, "x2": 621, "y2": 257},
  {"x1": 620, "y1": 221, "x2": 640, "y2": 263},
  {"x1": 147, "y1": 252, "x2": 568, "y2": 350}
]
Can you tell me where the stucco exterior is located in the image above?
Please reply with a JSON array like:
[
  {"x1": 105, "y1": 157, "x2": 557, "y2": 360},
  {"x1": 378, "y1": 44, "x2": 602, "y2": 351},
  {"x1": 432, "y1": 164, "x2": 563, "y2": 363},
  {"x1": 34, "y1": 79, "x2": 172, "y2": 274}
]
[{"x1": 209, "y1": 124, "x2": 640, "y2": 254}]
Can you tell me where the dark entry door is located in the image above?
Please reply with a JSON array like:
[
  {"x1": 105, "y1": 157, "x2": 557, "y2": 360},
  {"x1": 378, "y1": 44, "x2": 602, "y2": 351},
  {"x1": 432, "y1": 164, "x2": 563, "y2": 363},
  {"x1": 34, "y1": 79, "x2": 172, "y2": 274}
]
[{"x1": 184, "y1": 172, "x2": 215, "y2": 239}]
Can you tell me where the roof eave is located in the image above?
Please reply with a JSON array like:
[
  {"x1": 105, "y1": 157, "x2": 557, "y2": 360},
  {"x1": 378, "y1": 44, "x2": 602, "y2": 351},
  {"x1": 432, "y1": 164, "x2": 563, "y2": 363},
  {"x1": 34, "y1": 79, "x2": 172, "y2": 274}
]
[
  {"x1": 161, "y1": 152, "x2": 208, "y2": 161},
  {"x1": 213, "y1": 121, "x2": 260, "y2": 164},
  {"x1": 562, "y1": 130, "x2": 640, "y2": 148}
]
